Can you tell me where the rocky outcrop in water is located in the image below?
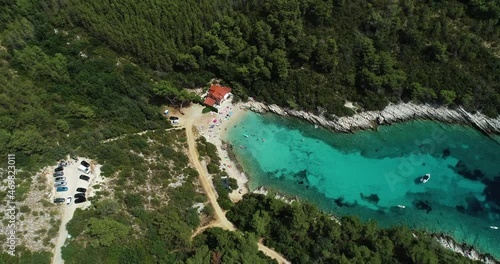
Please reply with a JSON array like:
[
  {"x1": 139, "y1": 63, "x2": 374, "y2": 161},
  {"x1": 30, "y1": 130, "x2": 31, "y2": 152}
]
[
  {"x1": 242, "y1": 101, "x2": 500, "y2": 135},
  {"x1": 434, "y1": 234, "x2": 499, "y2": 264}
]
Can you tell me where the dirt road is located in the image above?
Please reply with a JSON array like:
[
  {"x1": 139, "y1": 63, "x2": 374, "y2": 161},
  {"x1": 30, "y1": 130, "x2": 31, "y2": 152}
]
[
  {"x1": 185, "y1": 119, "x2": 235, "y2": 231},
  {"x1": 185, "y1": 116, "x2": 289, "y2": 263},
  {"x1": 258, "y1": 242, "x2": 292, "y2": 264}
]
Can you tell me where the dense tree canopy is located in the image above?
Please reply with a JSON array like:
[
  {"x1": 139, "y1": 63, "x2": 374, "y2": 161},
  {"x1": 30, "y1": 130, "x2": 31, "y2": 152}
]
[
  {"x1": 46, "y1": 0, "x2": 500, "y2": 116},
  {"x1": 1, "y1": 0, "x2": 499, "y2": 263},
  {"x1": 228, "y1": 194, "x2": 481, "y2": 264}
]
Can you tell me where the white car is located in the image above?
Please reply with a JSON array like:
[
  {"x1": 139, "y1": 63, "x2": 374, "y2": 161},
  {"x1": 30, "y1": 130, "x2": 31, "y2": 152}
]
[
  {"x1": 78, "y1": 165, "x2": 90, "y2": 174},
  {"x1": 54, "y1": 176, "x2": 66, "y2": 182},
  {"x1": 55, "y1": 181, "x2": 67, "y2": 187},
  {"x1": 66, "y1": 197, "x2": 72, "y2": 205}
]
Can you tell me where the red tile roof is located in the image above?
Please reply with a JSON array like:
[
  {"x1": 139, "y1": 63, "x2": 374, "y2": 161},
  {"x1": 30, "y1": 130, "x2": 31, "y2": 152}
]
[
  {"x1": 208, "y1": 85, "x2": 231, "y2": 100},
  {"x1": 204, "y1": 85, "x2": 231, "y2": 106},
  {"x1": 204, "y1": 97, "x2": 217, "y2": 107}
]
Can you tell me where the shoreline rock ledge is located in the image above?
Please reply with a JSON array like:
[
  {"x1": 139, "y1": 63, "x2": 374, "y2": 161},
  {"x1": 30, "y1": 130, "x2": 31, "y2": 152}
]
[
  {"x1": 242, "y1": 101, "x2": 500, "y2": 135},
  {"x1": 434, "y1": 234, "x2": 499, "y2": 264}
]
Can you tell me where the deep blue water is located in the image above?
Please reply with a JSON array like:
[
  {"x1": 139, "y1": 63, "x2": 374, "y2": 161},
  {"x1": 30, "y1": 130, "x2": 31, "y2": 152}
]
[{"x1": 225, "y1": 112, "x2": 500, "y2": 258}]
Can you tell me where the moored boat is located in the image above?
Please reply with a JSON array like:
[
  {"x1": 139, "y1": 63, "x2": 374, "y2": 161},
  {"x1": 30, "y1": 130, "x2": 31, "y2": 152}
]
[
  {"x1": 490, "y1": 226, "x2": 499, "y2": 230},
  {"x1": 420, "y1": 173, "x2": 431, "y2": 183}
]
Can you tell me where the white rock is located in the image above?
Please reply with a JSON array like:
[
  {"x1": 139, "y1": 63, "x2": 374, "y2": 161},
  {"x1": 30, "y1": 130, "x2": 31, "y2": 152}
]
[{"x1": 242, "y1": 101, "x2": 500, "y2": 135}]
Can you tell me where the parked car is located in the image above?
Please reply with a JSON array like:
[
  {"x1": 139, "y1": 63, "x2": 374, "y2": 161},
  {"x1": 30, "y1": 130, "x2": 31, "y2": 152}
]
[
  {"x1": 55, "y1": 181, "x2": 67, "y2": 187},
  {"x1": 170, "y1": 116, "x2": 180, "y2": 124},
  {"x1": 76, "y1": 187, "x2": 87, "y2": 192},
  {"x1": 78, "y1": 165, "x2": 90, "y2": 174},
  {"x1": 53, "y1": 198, "x2": 65, "y2": 203},
  {"x1": 75, "y1": 197, "x2": 87, "y2": 204},
  {"x1": 54, "y1": 166, "x2": 64, "y2": 172},
  {"x1": 66, "y1": 197, "x2": 72, "y2": 205},
  {"x1": 53, "y1": 171, "x2": 64, "y2": 177},
  {"x1": 54, "y1": 176, "x2": 66, "y2": 182},
  {"x1": 79, "y1": 175, "x2": 90, "y2": 181},
  {"x1": 74, "y1": 193, "x2": 86, "y2": 198},
  {"x1": 56, "y1": 187, "x2": 68, "y2": 192},
  {"x1": 59, "y1": 160, "x2": 68, "y2": 167},
  {"x1": 81, "y1": 160, "x2": 90, "y2": 167}
]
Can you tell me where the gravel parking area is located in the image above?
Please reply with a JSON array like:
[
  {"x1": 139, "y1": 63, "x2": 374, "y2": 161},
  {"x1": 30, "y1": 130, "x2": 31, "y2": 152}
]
[{"x1": 52, "y1": 158, "x2": 94, "y2": 264}]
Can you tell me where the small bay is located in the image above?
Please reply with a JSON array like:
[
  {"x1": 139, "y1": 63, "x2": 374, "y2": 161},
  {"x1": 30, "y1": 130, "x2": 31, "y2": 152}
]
[{"x1": 225, "y1": 111, "x2": 500, "y2": 258}]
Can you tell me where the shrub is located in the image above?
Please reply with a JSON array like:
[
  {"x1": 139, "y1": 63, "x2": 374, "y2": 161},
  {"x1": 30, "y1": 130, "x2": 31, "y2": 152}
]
[
  {"x1": 207, "y1": 163, "x2": 220, "y2": 174},
  {"x1": 20, "y1": 205, "x2": 31, "y2": 213}
]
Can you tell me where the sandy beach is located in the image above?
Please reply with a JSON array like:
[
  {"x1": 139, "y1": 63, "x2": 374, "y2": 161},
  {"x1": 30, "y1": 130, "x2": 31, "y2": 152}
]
[{"x1": 185, "y1": 99, "x2": 250, "y2": 202}]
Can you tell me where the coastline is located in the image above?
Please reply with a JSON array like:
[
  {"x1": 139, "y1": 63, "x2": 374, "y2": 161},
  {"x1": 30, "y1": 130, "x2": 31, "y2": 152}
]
[
  {"x1": 434, "y1": 234, "x2": 499, "y2": 264},
  {"x1": 185, "y1": 99, "x2": 499, "y2": 263},
  {"x1": 251, "y1": 186, "x2": 499, "y2": 264},
  {"x1": 189, "y1": 101, "x2": 250, "y2": 202},
  {"x1": 242, "y1": 101, "x2": 500, "y2": 135}
]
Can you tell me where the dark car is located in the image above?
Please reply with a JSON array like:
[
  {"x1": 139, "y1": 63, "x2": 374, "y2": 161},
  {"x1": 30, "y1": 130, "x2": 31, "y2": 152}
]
[
  {"x1": 74, "y1": 197, "x2": 87, "y2": 204},
  {"x1": 53, "y1": 198, "x2": 65, "y2": 203},
  {"x1": 169, "y1": 116, "x2": 179, "y2": 120},
  {"x1": 53, "y1": 171, "x2": 64, "y2": 177},
  {"x1": 79, "y1": 175, "x2": 90, "y2": 181},
  {"x1": 54, "y1": 166, "x2": 64, "y2": 172},
  {"x1": 74, "y1": 193, "x2": 86, "y2": 198},
  {"x1": 81, "y1": 160, "x2": 90, "y2": 167},
  {"x1": 76, "y1": 187, "x2": 87, "y2": 192}
]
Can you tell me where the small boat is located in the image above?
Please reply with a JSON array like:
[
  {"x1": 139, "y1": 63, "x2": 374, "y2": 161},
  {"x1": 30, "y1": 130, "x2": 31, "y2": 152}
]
[
  {"x1": 420, "y1": 173, "x2": 431, "y2": 183},
  {"x1": 397, "y1": 205, "x2": 406, "y2": 209},
  {"x1": 490, "y1": 226, "x2": 499, "y2": 230},
  {"x1": 243, "y1": 134, "x2": 249, "y2": 138},
  {"x1": 239, "y1": 145, "x2": 245, "y2": 149}
]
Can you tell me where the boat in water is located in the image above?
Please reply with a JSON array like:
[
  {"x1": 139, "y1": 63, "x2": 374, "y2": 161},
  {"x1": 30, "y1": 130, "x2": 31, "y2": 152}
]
[
  {"x1": 420, "y1": 173, "x2": 431, "y2": 183},
  {"x1": 243, "y1": 134, "x2": 249, "y2": 138},
  {"x1": 397, "y1": 205, "x2": 406, "y2": 209},
  {"x1": 239, "y1": 145, "x2": 245, "y2": 149},
  {"x1": 490, "y1": 226, "x2": 499, "y2": 230}
]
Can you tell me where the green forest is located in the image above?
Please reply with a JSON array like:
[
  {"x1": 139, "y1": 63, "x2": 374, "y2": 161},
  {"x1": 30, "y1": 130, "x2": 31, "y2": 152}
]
[
  {"x1": 228, "y1": 194, "x2": 481, "y2": 264},
  {"x1": 46, "y1": 0, "x2": 500, "y2": 116},
  {"x1": 0, "y1": 0, "x2": 499, "y2": 263}
]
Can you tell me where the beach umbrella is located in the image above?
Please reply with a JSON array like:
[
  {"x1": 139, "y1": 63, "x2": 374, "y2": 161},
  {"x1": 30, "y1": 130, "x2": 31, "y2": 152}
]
[{"x1": 213, "y1": 119, "x2": 218, "y2": 123}]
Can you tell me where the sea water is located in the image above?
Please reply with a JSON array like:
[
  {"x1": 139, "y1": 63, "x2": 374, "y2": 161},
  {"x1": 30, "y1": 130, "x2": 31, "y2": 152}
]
[{"x1": 225, "y1": 112, "x2": 500, "y2": 258}]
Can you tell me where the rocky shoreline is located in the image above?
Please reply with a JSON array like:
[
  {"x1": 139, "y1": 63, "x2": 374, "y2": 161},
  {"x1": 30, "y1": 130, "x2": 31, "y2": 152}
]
[
  {"x1": 434, "y1": 234, "x2": 499, "y2": 264},
  {"x1": 252, "y1": 185, "x2": 498, "y2": 263},
  {"x1": 242, "y1": 101, "x2": 500, "y2": 135}
]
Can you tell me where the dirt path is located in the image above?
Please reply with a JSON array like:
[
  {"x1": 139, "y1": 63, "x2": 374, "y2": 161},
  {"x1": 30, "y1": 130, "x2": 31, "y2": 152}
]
[
  {"x1": 185, "y1": 116, "x2": 289, "y2": 263},
  {"x1": 101, "y1": 127, "x2": 184, "y2": 143},
  {"x1": 258, "y1": 241, "x2": 291, "y2": 264},
  {"x1": 185, "y1": 119, "x2": 235, "y2": 231}
]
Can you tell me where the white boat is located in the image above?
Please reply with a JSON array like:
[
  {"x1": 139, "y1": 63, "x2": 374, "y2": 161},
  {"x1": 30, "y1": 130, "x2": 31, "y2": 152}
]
[
  {"x1": 397, "y1": 205, "x2": 406, "y2": 209},
  {"x1": 420, "y1": 173, "x2": 431, "y2": 183},
  {"x1": 490, "y1": 226, "x2": 499, "y2": 230}
]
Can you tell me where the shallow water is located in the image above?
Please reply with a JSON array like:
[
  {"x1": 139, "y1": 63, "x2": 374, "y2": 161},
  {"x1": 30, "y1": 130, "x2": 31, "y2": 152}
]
[{"x1": 225, "y1": 112, "x2": 500, "y2": 258}]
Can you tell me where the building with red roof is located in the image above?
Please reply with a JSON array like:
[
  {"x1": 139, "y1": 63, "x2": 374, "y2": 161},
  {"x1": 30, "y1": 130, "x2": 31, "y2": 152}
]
[{"x1": 203, "y1": 85, "x2": 232, "y2": 108}]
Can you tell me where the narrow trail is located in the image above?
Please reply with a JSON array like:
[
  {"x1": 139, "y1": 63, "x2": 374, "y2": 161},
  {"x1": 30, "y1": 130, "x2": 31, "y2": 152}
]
[
  {"x1": 185, "y1": 118, "x2": 290, "y2": 264},
  {"x1": 101, "y1": 127, "x2": 184, "y2": 143}
]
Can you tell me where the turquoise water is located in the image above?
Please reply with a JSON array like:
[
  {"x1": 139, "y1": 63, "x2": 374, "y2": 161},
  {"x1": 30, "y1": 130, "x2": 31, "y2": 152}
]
[{"x1": 225, "y1": 112, "x2": 500, "y2": 258}]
